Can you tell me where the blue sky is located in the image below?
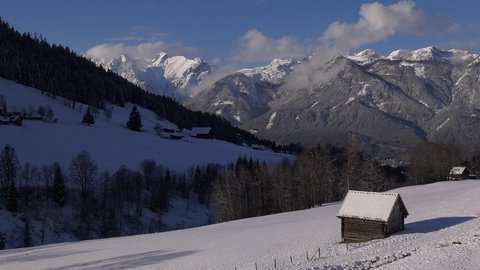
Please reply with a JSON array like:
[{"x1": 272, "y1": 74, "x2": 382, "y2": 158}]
[{"x1": 1, "y1": 0, "x2": 479, "y2": 67}]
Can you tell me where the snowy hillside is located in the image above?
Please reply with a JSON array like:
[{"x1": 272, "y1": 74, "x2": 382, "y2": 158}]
[
  {"x1": 1, "y1": 180, "x2": 478, "y2": 270},
  {"x1": 0, "y1": 78, "x2": 291, "y2": 172}
]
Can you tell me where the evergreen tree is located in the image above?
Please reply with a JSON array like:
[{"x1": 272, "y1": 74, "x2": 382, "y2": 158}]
[
  {"x1": 82, "y1": 106, "x2": 95, "y2": 125},
  {"x1": 126, "y1": 105, "x2": 142, "y2": 131},
  {"x1": 52, "y1": 163, "x2": 66, "y2": 206}
]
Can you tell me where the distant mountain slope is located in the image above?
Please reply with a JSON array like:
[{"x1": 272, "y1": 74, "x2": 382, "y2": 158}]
[
  {"x1": 185, "y1": 59, "x2": 296, "y2": 124},
  {"x1": 186, "y1": 46, "x2": 480, "y2": 159},
  {"x1": 1, "y1": 180, "x2": 478, "y2": 270},
  {"x1": 0, "y1": 78, "x2": 291, "y2": 172}
]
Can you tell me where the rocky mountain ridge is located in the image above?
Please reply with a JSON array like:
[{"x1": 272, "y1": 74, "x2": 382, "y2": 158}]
[{"x1": 94, "y1": 47, "x2": 480, "y2": 158}]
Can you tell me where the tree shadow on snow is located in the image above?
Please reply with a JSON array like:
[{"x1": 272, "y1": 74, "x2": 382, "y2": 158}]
[
  {"x1": 403, "y1": 216, "x2": 476, "y2": 234},
  {"x1": 0, "y1": 248, "x2": 99, "y2": 264},
  {"x1": 46, "y1": 249, "x2": 196, "y2": 270}
]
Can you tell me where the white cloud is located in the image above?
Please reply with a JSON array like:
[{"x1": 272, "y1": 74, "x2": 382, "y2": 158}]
[
  {"x1": 282, "y1": 0, "x2": 457, "y2": 91},
  {"x1": 187, "y1": 64, "x2": 239, "y2": 97},
  {"x1": 230, "y1": 29, "x2": 307, "y2": 63},
  {"x1": 320, "y1": 1, "x2": 453, "y2": 52},
  {"x1": 84, "y1": 41, "x2": 200, "y2": 61},
  {"x1": 448, "y1": 39, "x2": 480, "y2": 51}
]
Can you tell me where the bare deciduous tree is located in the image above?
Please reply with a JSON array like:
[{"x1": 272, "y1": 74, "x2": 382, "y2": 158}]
[{"x1": 69, "y1": 151, "x2": 98, "y2": 203}]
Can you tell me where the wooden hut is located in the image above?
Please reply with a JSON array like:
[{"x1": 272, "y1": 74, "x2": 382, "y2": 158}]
[
  {"x1": 190, "y1": 127, "x2": 211, "y2": 139},
  {"x1": 448, "y1": 167, "x2": 469, "y2": 180},
  {"x1": 337, "y1": 190, "x2": 409, "y2": 242}
]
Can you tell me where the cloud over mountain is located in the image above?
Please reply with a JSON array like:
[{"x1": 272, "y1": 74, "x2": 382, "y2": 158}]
[{"x1": 84, "y1": 41, "x2": 200, "y2": 61}]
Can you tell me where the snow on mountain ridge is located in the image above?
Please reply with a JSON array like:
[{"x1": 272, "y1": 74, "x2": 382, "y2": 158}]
[
  {"x1": 238, "y1": 58, "x2": 297, "y2": 85},
  {"x1": 150, "y1": 53, "x2": 210, "y2": 90},
  {"x1": 347, "y1": 46, "x2": 479, "y2": 64},
  {"x1": 93, "y1": 52, "x2": 211, "y2": 98},
  {"x1": 347, "y1": 49, "x2": 383, "y2": 63},
  {"x1": 387, "y1": 46, "x2": 479, "y2": 62}
]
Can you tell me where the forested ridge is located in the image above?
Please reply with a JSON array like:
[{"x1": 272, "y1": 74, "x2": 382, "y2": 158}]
[{"x1": 0, "y1": 18, "x2": 281, "y2": 150}]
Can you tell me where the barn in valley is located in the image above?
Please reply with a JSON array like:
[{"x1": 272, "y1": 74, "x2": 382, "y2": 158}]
[
  {"x1": 337, "y1": 190, "x2": 409, "y2": 242},
  {"x1": 448, "y1": 166, "x2": 469, "y2": 180},
  {"x1": 190, "y1": 127, "x2": 212, "y2": 139}
]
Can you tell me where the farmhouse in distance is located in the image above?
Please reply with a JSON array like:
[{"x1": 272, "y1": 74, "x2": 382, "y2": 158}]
[{"x1": 337, "y1": 190, "x2": 409, "y2": 242}]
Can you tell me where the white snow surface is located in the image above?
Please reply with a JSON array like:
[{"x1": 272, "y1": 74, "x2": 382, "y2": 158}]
[
  {"x1": 387, "y1": 46, "x2": 479, "y2": 63},
  {"x1": 349, "y1": 47, "x2": 479, "y2": 65},
  {"x1": 337, "y1": 190, "x2": 403, "y2": 222},
  {"x1": 266, "y1": 111, "x2": 277, "y2": 129},
  {"x1": 347, "y1": 49, "x2": 382, "y2": 64},
  {"x1": 0, "y1": 78, "x2": 291, "y2": 172},
  {"x1": 1, "y1": 180, "x2": 479, "y2": 270}
]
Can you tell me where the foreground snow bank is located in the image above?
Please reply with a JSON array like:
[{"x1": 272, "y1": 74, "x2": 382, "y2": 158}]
[{"x1": 0, "y1": 180, "x2": 479, "y2": 270}]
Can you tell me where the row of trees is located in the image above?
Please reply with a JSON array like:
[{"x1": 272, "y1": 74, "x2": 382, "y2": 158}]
[
  {"x1": 212, "y1": 144, "x2": 405, "y2": 222},
  {"x1": 0, "y1": 144, "x2": 220, "y2": 248}
]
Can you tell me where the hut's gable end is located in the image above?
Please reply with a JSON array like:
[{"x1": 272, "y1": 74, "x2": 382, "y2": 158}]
[
  {"x1": 337, "y1": 190, "x2": 409, "y2": 242},
  {"x1": 337, "y1": 191, "x2": 401, "y2": 222}
]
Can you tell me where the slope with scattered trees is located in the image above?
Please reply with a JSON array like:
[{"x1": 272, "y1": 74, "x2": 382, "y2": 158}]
[{"x1": 0, "y1": 18, "x2": 285, "y2": 151}]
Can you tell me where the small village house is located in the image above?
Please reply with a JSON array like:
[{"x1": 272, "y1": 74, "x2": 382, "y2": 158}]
[
  {"x1": 190, "y1": 127, "x2": 211, "y2": 139},
  {"x1": 337, "y1": 190, "x2": 409, "y2": 242},
  {"x1": 448, "y1": 166, "x2": 469, "y2": 180},
  {"x1": 0, "y1": 112, "x2": 23, "y2": 126}
]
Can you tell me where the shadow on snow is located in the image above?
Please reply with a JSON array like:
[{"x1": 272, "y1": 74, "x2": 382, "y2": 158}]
[
  {"x1": 46, "y1": 249, "x2": 196, "y2": 270},
  {"x1": 403, "y1": 216, "x2": 476, "y2": 234}
]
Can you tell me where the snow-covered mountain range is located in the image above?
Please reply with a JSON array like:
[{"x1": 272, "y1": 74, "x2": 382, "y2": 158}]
[
  {"x1": 93, "y1": 53, "x2": 210, "y2": 99},
  {"x1": 94, "y1": 47, "x2": 480, "y2": 159}
]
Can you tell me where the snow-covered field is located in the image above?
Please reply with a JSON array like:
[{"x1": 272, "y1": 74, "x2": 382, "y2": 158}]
[
  {"x1": 0, "y1": 78, "x2": 291, "y2": 172},
  {"x1": 0, "y1": 180, "x2": 478, "y2": 270}
]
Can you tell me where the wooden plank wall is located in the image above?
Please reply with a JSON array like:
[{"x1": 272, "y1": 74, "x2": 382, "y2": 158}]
[{"x1": 342, "y1": 217, "x2": 385, "y2": 242}]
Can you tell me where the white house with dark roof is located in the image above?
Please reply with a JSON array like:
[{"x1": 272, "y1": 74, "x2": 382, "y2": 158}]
[{"x1": 337, "y1": 190, "x2": 409, "y2": 242}]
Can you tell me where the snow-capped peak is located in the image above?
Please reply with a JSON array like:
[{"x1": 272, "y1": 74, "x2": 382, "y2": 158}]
[
  {"x1": 347, "y1": 49, "x2": 382, "y2": 63},
  {"x1": 238, "y1": 58, "x2": 297, "y2": 85},
  {"x1": 149, "y1": 54, "x2": 210, "y2": 89},
  {"x1": 386, "y1": 46, "x2": 478, "y2": 63},
  {"x1": 91, "y1": 52, "x2": 211, "y2": 98}
]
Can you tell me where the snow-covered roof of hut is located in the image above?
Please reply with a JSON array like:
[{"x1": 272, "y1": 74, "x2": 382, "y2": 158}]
[
  {"x1": 449, "y1": 166, "x2": 466, "y2": 175},
  {"x1": 190, "y1": 127, "x2": 211, "y2": 135},
  {"x1": 337, "y1": 190, "x2": 408, "y2": 222}
]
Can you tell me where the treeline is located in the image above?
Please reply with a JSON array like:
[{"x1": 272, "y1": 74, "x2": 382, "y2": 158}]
[
  {"x1": 0, "y1": 144, "x2": 220, "y2": 249},
  {"x1": 1, "y1": 141, "x2": 477, "y2": 248},
  {"x1": 212, "y1": 141, "x2": 480, "y2": 222},
  {"x1": 0, "y1": 18, "x2": 286, "y2": 151},
  {"x1": 408, "y1": 141, "x2": 480, "y2": 184},
  {"x1": 212, "y1": 144, "x2": 406, "y2": 222}
]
